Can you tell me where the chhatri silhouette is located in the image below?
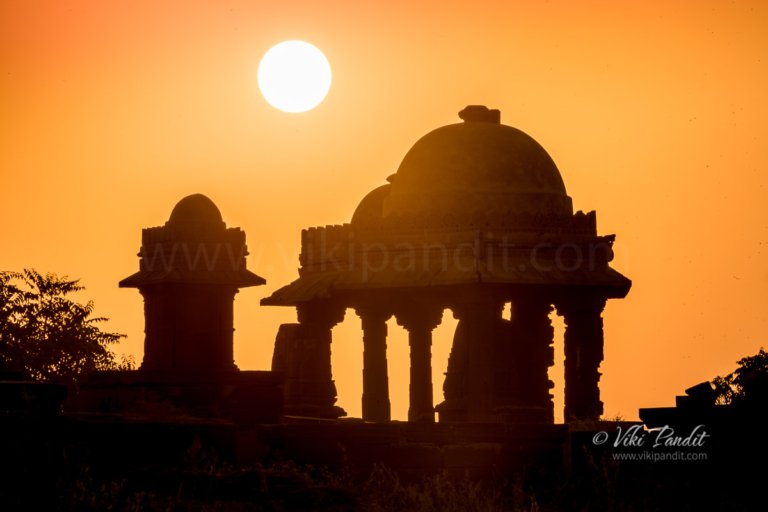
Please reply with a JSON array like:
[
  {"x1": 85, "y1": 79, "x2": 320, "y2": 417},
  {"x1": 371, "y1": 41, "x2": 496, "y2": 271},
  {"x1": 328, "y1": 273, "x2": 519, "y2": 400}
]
[
  {"x1": 264, "y1": 105, "x2": 631, "y2": 424},
  {"x1": 119, "y1": 193, "x2": 265, "y2": 378},
  {"x1": 77, "y1": 194, "x2": 282, "y2": 421}
]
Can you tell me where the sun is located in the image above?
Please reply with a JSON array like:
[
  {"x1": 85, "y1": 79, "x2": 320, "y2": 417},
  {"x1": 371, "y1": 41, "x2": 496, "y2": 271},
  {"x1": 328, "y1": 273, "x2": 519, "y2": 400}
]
[{"x1": 257, "y1": 40, "x2": 332, "y2": 113}]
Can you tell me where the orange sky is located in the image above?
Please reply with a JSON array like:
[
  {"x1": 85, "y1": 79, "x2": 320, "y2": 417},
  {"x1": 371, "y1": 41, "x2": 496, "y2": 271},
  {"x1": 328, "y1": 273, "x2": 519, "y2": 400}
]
[{"x1": 2, "y1": 0, "x2": 767, "y2": 421}]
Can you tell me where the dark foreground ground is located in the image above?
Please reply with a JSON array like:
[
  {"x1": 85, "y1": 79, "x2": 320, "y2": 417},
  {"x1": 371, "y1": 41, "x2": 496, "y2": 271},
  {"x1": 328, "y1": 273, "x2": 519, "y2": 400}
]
[{"x1": 0, "y1": 412, "x2": 764, "y2": 511}]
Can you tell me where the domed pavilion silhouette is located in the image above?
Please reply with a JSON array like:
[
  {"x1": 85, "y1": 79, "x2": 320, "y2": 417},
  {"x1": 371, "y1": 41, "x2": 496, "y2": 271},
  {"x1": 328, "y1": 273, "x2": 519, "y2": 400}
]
[
  {"x1": 263, "y1": 105, "x2": 631, "y2": 424},
  {"x1": 120, "y1": 193, "x2": 266, "y2": 379},
  {"x1": 83, "y1": 193, "x2": 283, "y2": 422}
]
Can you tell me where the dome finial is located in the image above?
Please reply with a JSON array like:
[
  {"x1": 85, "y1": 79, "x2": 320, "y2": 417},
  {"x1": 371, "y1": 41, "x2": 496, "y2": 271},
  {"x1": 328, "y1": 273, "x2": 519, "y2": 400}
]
[{"x1": 459, "y1": 105, "x2": 500, "y2": 124}]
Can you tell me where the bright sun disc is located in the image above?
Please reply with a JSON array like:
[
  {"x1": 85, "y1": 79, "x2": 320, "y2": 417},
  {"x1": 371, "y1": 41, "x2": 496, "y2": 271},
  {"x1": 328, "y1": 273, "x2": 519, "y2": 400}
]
[{"x1": 258, "y1": 40, "x2": 332, "y2": 113}]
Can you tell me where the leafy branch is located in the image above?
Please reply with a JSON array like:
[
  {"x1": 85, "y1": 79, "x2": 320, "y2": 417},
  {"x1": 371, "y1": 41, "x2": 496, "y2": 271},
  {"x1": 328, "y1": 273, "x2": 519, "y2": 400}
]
[{"x1": 0, "y1": 269, "x2": 126, "y2": 384}]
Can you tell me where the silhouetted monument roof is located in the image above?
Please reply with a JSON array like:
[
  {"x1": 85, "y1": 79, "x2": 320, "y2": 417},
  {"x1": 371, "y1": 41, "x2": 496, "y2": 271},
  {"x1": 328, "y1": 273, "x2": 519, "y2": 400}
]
[
  {"x1": 351, "y1": 184, "x2": 391, "y2": 226},
  {"x1": 120, "y1": 194, "x2": 265, "y2": 288},
  {"x1": 383, "y1": 105, "x2": 571, "y2": 222},
  {"x1": 262, "y1": 106, "x2": 630, "y2": 306}
]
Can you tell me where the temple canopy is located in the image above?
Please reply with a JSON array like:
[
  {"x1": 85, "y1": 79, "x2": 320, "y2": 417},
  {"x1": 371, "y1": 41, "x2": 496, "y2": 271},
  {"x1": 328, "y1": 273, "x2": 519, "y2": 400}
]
[
  {"x1": 121, "y1": 194, "x2": 265, "y2": 288},
  {"x1": 263, "y1": 106, "x2": 629, "y2": 305},
  {"x1": 263, "y1": 106, "x2": 631, "y2": 424}
]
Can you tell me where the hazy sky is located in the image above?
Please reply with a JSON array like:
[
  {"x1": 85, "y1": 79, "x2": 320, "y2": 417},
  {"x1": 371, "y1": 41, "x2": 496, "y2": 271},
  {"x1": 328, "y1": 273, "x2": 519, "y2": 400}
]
[{"x1": 2, "y1": 1, "x2": 767, "y2": 420}]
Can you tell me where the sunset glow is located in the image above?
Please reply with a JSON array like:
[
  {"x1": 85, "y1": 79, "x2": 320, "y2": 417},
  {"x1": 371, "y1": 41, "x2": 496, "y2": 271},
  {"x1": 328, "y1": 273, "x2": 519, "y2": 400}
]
[{"x1": 1, "y1": 1, "x2": 767, "y2": 422}]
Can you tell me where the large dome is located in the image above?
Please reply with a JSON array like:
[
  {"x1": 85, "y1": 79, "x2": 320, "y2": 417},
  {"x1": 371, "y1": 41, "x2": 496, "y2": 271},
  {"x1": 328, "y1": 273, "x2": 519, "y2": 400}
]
[{"x1": 381, "y1": 106, "x2": 573, "y2": 221}]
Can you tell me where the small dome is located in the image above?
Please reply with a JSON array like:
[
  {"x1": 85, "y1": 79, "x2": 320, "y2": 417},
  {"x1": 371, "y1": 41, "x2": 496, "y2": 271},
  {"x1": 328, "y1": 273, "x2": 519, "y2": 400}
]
[
  {"x1": 351, "y1": 184, "x2": 390, "y2": 225},
  {"x1": 382, "y1": 106, "x2": 572, "y2": 220},
  {"x1": 168, "y1": 194, "x2": 224, "y2": 225}
]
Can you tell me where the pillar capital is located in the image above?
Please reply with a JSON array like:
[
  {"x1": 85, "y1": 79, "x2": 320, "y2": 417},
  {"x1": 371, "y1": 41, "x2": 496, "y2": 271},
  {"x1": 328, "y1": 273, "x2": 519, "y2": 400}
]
[
  {"x1": 355, "y1": 307, "x2": 393, "y2": 325},
  {"x1": 394, "y1": 305, "x2": 443, "y2": 333},
  {"x1": 450, "y1": 298, "x2": 504, "y2": 322},
  {"x1": 555, "y1": 295, "x2": 606, "y2": 317}
]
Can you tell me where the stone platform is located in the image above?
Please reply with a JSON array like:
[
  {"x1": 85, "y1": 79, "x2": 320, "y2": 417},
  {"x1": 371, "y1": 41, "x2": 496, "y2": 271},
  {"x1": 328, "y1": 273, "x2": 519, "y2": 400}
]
[
  {"x1": 243, "y1": 420, "x2": 569, "y2": 480},
  {"x1": 72, "y1": 369, "x2": 284, "y2": 424}
]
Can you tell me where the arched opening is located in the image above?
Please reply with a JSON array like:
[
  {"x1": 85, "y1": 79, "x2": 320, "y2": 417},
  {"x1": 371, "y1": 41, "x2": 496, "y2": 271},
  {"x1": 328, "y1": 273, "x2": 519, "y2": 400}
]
[
  {"x1": 329, "y1": 308, "x2": 363, "y2": 418},
  {"x1": 322, "y1": 298, "x2": 567, "y2": 423},
  {"x1": 503, "y1": 301, "x2": 513, "y2": 321},
  {"x1": 384, "y1": 309, "x2": 455, "y2": 423},
  {"x1": 432, "y1": 308, "x2": 458, "y2": 421},
  {"x1": 386, "y1": 317, "x2": 410, "y2": 421},
  {"x1": 328, "y1": 306, "x2": 457, "y2": 422}
]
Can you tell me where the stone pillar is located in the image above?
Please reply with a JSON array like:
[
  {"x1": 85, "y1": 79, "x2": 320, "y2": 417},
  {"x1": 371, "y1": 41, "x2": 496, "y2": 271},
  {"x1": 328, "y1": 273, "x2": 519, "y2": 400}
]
[
  {"x1": 271, "y1": 323, "x2": 302, "y2": 408},
  {"x1": 286, "y1": 301, "x2": 346, "y2": 418},
  {"x1": 357, "y1": 309, "x2": 392, "y2": 422},
  {"x1": 450, "y1": 300, "x2": 503, "y2": 423},
  {"x1": 506, "y1": 297, "x2": 555, "y2": 423},
  {"x1": 396, "y1": 307, "x2": 443, "y2": 423},
  {"x1": 556, "y1": 296, "x2": 607, "y2": 422}
]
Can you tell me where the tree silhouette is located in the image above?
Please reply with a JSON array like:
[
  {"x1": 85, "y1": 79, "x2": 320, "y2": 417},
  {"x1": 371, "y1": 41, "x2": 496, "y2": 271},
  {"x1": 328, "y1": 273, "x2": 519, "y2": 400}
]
[
  {"x1": 0, "y1": 269, "x2": 125, "y2": 384},
  {"x1": 712, "y1": 347, "x2": 768, "y2": 406}
]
